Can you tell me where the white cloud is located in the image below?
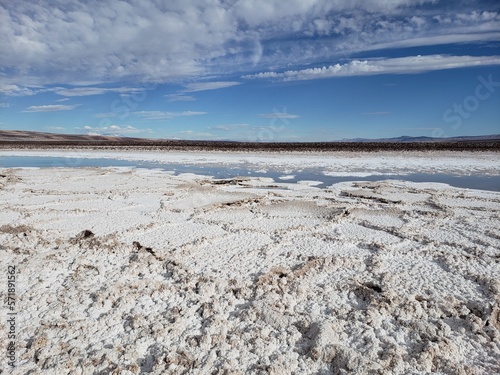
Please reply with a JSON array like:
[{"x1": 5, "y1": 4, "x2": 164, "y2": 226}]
[
  {"x1": 210, "y1": 124, "x2": 249, "y2": 131},
  {"x1": 1, "y1": 1, "x2": 499, "y2": 90},
  {"x1": 232, "y1": 0, "x2": 441, "y2": 27},
  {"x1": 46, "y1": 126, "x2": 65, "y2": 131},
  {"x1": 56, "y1": 98, "x2": 70, "y2": 102},
  {"x1": 81, "y1": 124, "x2": 151, "y2": 136},
  {"x1": 177, "y1": 130, "x2": 214, "y2": 137},
  {"x1": 165, "y1": 94, "x2": 196, "y2": 102},
  {"x1": 364, "y1": 33, "x2": 500, "y2": 52},
  {"x1": 133, "y1": 110, "x2": 207, "y2": 120},
  {"x1": 174, "y1": 130, "x2": 214, "y2": 139},
  {"x1": 0, "y1": 84, "x2": 37, "y2": 96},
  {"x1": 456, "y1": 11, "x2": 498, "y2": 23},
  {"x1": 0, "y1": 84, "x2": 69, "y2": 97},
  {"x1": 24, "y1": 104, "x2": 78, "y2": 112},
  {"x1": 164, "y1": 81, "x2": 240, "y2": 104},
  {"x1": 258, "y1": 113, "x2": 300, "y2": 119},
  {"x1": 183, "y1": 81, "x2": 241, "y2": 92},
  {"x1": 56, "y1": 87, "x2": 143, "y2": 97},
  {"x1": 245, "y1": 55, "x2": 500, "y2": 81},
  {"x1": 0, "y1": 102, "x2": 11, "y2": 108},
  {"x1": 410, "y1": 16, "x2": 426, "y2": 28}
]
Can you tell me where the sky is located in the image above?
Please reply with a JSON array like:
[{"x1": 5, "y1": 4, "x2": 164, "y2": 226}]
[{"x1": 0, "y1": 0, "x2": 499, "y2": 142}]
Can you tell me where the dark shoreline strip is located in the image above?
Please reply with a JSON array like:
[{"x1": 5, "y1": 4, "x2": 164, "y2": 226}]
[{"x1": 1, "y1": 140, "x2": 499, "y2": 152}]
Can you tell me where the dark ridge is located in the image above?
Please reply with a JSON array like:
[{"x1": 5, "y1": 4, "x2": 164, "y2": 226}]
[
  {"x1": 1, "y1": 140, "x2": 499, "y2": 151},
  {"x1": 0, "y1": 130, "x2": 499, "y2": 152}
]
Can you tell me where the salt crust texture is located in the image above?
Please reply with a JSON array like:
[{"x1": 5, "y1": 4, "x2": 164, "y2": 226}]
[{"x1": 0, "y1": 167, "x2": 499, "y2": 374}]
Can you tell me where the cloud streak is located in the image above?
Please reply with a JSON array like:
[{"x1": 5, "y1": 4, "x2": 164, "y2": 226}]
[
  {"x1": 82, "y1": 125, "x2": 151, "y2": 135},
  {"x1": 0, "y1": 84, "x2": 38, "y2": 96},
  {"x1": 133, "y1": 111, "x2": 207, "y2": 120},
  {"x1": 24, "y1": 104, "x2": 78, "y2": 112},
  {"x1": 244, "y1": 55, "x2": 500, "y2": 81},
  {"x1": 209, "y1": 124, "x2": 249, "y2": 131},
  {"x1": 56, "y1": 87, "x2": 143, "y2": 97},
  {"x1": 165, "y1": 94, "x2": 196, "y2": 102},
  {"x1": 183, "y1": 82, "x2": 241, "y2": 92},
  {"x1": 258, "y1": 113, "x2": 300, "y2": 119}
]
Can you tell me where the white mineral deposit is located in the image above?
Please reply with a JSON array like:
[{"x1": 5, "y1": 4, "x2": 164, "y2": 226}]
[{"x1": 0, "y1": 153, "x2": 499, "y2": 374}]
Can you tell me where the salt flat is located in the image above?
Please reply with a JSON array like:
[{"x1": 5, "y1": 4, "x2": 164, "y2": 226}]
[
  {"x1": 1, "y1": 165, "x2": 499, "y2": 374},
  {"x1": 1, "y1": 149, "x2": 499, "y2": 176}
]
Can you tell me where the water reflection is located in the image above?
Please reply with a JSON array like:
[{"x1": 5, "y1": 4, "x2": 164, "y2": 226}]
[{"x1": 1, "y1": 156, "x2": 499, "y2": 192}]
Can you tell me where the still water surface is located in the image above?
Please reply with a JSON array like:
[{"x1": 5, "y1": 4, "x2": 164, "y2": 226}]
[{"x1": 1, "y1": 156, "x2": 499, "y2": 192}]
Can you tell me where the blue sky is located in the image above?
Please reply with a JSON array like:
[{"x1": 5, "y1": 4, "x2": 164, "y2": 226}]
[{"x1": 0, "y1": 0, "x2": 499, "y2": 141}]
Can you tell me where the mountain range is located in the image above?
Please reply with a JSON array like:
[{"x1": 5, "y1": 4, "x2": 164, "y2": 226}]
[
  {"x1": 340, "y1": 134, "x2": 500, "y2": 142},
  {"x1": 1, "y1": 130, "x2": 499, "y2": 143}
]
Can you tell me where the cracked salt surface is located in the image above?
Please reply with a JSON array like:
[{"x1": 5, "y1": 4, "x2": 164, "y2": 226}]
[{"x1": 0, "y1": 163, "x2": 499, "y2": 374}]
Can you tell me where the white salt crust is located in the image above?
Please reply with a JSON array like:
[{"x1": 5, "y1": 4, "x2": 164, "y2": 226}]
[{"x1": 0, "y1": 165, "x2": 499, "y2": 374}]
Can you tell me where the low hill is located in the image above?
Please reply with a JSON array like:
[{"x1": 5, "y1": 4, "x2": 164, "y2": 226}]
[
  {"x1": 0, "y1": 130, "x2": 499, "y2": 151},
  {"x1": 0, "y1": 130, "x2": 150, "y2": 143},
  {"x1": 341, "y1": 134, "x2": 500, "y2": 142}
]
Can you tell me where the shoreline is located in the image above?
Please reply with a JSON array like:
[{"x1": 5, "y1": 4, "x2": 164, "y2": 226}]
[
  {"x1": 2, "y1": 149, "x2": 499, "y2": 177},
  {"x1": 1, "y1": 142, "x2": 500, "y2": 153},
  {"x1": 1, "y1": 145, "x2": 500, "y2": 152}
]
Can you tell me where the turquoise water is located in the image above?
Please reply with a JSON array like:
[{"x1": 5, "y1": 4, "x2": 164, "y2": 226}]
[{"x1": 1, "y1": 155, "x2": 499, "y2": 192}]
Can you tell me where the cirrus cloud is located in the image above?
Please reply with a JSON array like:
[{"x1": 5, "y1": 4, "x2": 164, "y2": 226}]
[
  {"x1": 244, "y1": 55, "x2": 500, "y2": 81},
  {"x1": 56, "y1": 87, "x2": 144, "y2": 97},
  {"x1": 183, "y1": 81, "x2": 242, "y2": 92},
  {"x1": 132, "y1": 110, "x2": 207, "y2": 120},
  {"x1": 209, "y1": 124, "x2": 249, "y2": 131},
  {"x1": 24, "y1": 104, "x2": 78, "y2": 112},
  {"x1": 258, "y1": 112, "x2": 300, "y2": 119},
  {"x1": 165, "y1": 94, "x2": 196, "y2": 102}
]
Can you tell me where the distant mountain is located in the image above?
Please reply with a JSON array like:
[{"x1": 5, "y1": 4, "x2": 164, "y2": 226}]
[
  {"x1": 0, "y1": 130, "x2": 152, "y2": 143},
  {"x1": 339, "y1": 134, "x2": 500, "y2": 142},
  {"x1": 1, "y1": 130, "x2": 499, "y2": 145}
]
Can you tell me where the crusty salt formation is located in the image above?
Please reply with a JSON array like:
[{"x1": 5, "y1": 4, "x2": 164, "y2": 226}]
[{"x1": 0, "y1": 167, "x2": 499, "y2": 374}]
